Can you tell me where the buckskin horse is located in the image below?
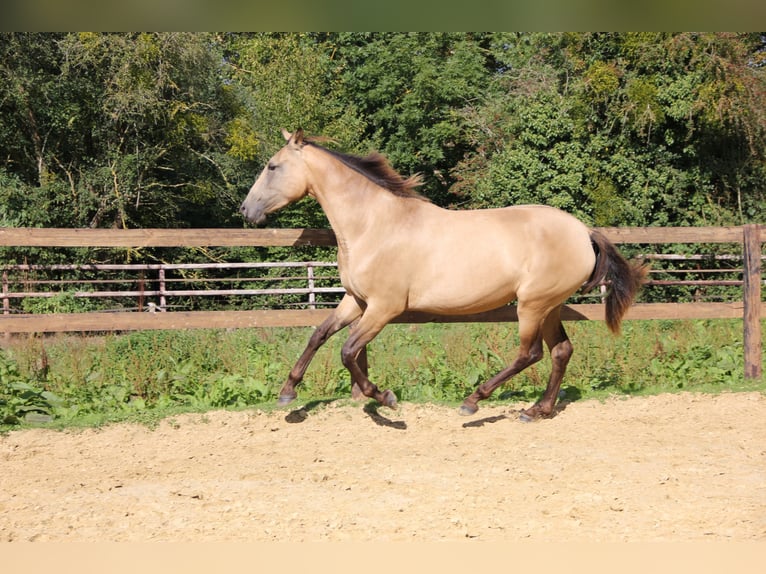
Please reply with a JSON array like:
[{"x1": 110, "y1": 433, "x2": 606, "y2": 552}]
[{"x1": 240, "y1": 129, "x2": 647, "y2": 419}]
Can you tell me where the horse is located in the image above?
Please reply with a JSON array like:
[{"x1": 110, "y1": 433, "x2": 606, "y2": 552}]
[{"x1": 240, "y1": 129, "x2": 648, "y2": 419}]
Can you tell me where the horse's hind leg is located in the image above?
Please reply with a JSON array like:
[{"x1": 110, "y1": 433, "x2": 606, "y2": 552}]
[
  {"x1": 278, "y1": 294, "x2": 362, "y2": 405},
  {"x1": 459, "y1": 306, "x2": 545, "y2": 416},
  {"x1": 521, "y1": 307, "x2": 573, "y2": 420}
]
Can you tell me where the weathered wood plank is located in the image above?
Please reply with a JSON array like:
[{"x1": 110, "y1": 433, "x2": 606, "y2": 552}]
[
  {"x1": 0, "y1": 309, "x2": 334, "y2": 332},
  {"x1": 1, "y1": 225, "x2": 762, "y2": 248},
  {"x1": 2, "y1": 302, "x2": 761, "y2": 334},
  {"x1": 0, "y1": 228, "x2": 338, "y2": 247},
  {"x1": 743, "y1": 224, "x2": 763, "y2": 379},
  {"x1": 395, "y1": 302, "x2": 754, "y2": 324},
  {"x1": 594, "y1": 226, "x2": 747, "y2": 244}
]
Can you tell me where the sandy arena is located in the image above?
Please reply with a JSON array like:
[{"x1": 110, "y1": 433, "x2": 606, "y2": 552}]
[{"x1": 1, "y1": 392, "x2": 764, "y2": 542}]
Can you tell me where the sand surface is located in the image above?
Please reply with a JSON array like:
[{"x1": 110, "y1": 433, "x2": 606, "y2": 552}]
[{"x1": 2, "y1": 392, "x2": 764, "y2": 542}]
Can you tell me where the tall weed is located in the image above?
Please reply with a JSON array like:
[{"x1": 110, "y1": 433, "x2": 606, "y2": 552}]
[{"x1": 1, "y1": 319, "x2": 763, "y2": 429}]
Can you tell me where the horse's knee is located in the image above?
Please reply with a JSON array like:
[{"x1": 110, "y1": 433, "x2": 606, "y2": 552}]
[
  {"x1": 507, "y1": 342, "x2": 544, "y2": 372},
  {"x1": 309, "y1": 325, "x2": 332, "y2": 348},
  {"x1": 526, "y1": 344, "x2": 545, "y2": 366},
  {"x1": 340, "y1": 344, "x2": 359, "y2": 370},
  {"x1": 341, "y1": 346, "x2": 371, "y2": 398},
  {"x1": 551, "y1": 339, "x2": 573, "y2": 364}
]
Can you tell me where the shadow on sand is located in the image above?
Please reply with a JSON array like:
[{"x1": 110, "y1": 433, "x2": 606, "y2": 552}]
[
  {"x1": 283, "y1": 387, "x2": 582, "y2": 428},
  {"x1": 284, "y1": 399, "x2": 336, "y2": 424},
  {"x1": 363, "y1": 403, "x2": 407, "y2": 430},
  {"x1": 284, "y1": 399, "x2": 406, "y2": 430},
  {"x1": 462, "y1": 386, "x2": 583, "y2": 428}
]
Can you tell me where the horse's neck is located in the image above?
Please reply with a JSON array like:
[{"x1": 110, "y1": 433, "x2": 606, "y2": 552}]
[
  {"x1": 315, "y1": 182, "x2": 387, "y2": 254},
  {"x1": 308, "y1": 160, "x2": 398, "y2": 252}
]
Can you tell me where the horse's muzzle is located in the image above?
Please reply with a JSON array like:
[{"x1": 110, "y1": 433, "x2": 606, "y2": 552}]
[{"x1": 240, "y1": 202, "x2": 267, "y2": 226}]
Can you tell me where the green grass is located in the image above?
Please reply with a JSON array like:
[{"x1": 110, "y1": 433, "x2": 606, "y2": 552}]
[{"x1": 2, "y1": 319, "x2": 764, "y2": 430}]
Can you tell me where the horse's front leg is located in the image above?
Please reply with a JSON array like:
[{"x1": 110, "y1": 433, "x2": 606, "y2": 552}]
[
  {"x1": 350, "y1": 344, "x2": 368, "y2": 400},
  {"x1": 340, "y1": 307, "x2": 398, "y2": 408},
  {"x1": 278, "y1": 294, "x2": 362, "y2": 405},
  {"x1": 347, "y1": 316, "x2": 369, "y2": 400}
]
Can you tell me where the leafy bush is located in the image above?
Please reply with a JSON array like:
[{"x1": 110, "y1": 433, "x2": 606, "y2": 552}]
[
  {"x1": 0, "y1": 353, "x2": 64, "y2": 424},
  {"x1": 21, "y1": 292, "x2": 95, "y2": 314},
  {"x1": 1, "y1": 319, "x2": 762, "y2": 430}
]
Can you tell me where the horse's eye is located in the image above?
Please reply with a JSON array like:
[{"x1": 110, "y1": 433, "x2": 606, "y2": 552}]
[{"x1": 267, "y1": 163, "x2": 278, "y2": 171}]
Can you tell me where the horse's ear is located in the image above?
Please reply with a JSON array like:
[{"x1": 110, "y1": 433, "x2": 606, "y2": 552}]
[{"x1": 282, "y1": 128, "x2": 305, "y2": 147}]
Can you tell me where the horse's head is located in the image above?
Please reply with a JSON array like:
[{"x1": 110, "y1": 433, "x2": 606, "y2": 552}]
[{"x1": 240, "y1": 128, "x2": 311, "y2": 225}]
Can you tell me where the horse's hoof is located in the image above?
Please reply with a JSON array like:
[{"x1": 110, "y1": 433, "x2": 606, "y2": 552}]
[
  {"x1": 381, "y1": 389, "x2": 397, "y2": 409},
  {"x1": 519, "y1": 407, "x2": 547, "y2": 422},
  {"x1": 458, "y1": 403, "x2": 478, "y2": 416},
  {"x1": 278, "y1": 394, "x2": 297, "y2": 406},
  {"x1": 518, "y1": 410, "x2": 535, "y2": 423}
]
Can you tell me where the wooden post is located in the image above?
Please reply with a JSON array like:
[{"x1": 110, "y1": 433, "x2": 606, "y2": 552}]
[
  {"x1": 2, "y1": 270, "x2": 8, "y2": 341},
  {"x1": 307, "y1": 263, "x2": 316, "y2": 309},
  {"x1": 158, "y1": 268, "x2": 167, "y2": 312},
  {"x1": 2, "y1": 270, "x2": 8, "y2": 315},
  {"x1": 742, "y1": 224, "x2": 762, "y2": 380}
]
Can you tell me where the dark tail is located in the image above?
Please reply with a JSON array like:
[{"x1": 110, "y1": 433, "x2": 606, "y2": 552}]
[{"x1": 582, "y1": 230, "x2": 649, "y2": 334}]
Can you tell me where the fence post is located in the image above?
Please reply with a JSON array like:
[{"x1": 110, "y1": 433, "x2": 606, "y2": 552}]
[
  {"x1": 307, "y1": 263, "x2": 316, "y2": 309},
  {"x1": 2, "y1": 270, "x2": 8, "y2": 315},
  {"x1": 158, "y1": 267, "x2": 167, "y2": 312},
  {"x1": 742, "y1": 224, "x2": 762, "y2": 380}
]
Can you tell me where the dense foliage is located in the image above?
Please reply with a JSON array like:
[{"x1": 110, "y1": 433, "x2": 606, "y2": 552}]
[{"x1": 1, "y1": 33, "x2": 763, "y2": 255}]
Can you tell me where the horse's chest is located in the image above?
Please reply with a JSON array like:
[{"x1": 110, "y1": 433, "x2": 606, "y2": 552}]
[
  {"x1": 336, "y1": 251, "x2": 357, "y2": 290},
  {"x1": 337, "y1": 262, "x2": 367, "y2": 300},
  {"x1": 336, "y1": 250, "x2": 378, "y2": 301}
]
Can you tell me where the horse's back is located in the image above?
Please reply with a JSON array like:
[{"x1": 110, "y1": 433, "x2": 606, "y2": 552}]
[{"x1": 430, "y1": 204, "x2": 592, "y2": 267}]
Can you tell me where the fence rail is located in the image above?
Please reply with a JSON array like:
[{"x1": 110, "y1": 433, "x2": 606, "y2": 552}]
[
  {"x1": 1, "y1": 261, "x2": 345, "y2": 312},
  {"x1": 2, "y1": 256, "x2": 761, "y2": 313},
  {"x1": 0, "y1": 225, "x2": 751, "y2": 246},
  {"x1": 1, "y1": 225, "x2": 763, "y2": 378}
]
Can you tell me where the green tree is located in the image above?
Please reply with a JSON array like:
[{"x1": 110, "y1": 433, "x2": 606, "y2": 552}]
[
  {"x1": 2, "y1": 31, "x2": 764, "y2": 260},
  {"x1": 0, "y1": 33, "x2": 244, "y2": 233},
  {"x1": 327, "y1": 32, "x2": 493, "y2": 205},
  {"x1": 221, "y1": 32, "x2": 365, "y2": 231},
  {"x1": 454, "y1": 32, "x2": 766, "y2": 227},
  {"x1": 58, "y1": 32, "x2": 243, "y2": 229}
]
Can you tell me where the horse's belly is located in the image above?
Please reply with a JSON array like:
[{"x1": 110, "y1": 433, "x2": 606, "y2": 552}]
[
  {"x1": 408, "y1": 273, "x2": 519, "y2": 315},
  {"x1": 413, "y1": 295, "x2": 517, "y2": 315}
]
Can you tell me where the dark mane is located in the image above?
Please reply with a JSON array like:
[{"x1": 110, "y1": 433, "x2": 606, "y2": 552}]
[{"x1": 306, "y1": 139, "x2": 426, "y2": 200}]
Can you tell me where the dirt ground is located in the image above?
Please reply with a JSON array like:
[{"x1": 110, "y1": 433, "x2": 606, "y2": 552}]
[{"x1": 1, "y1": 392, "x2": 764, "y2": 542}]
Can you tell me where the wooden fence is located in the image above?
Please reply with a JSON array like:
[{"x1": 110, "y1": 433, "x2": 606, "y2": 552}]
[
  {"x1": 1, "y1": 261, "x2": 346, "y2": 312},
  {"x1": 0, "y1": 225, "x2": 763, "y2": 378}
]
